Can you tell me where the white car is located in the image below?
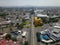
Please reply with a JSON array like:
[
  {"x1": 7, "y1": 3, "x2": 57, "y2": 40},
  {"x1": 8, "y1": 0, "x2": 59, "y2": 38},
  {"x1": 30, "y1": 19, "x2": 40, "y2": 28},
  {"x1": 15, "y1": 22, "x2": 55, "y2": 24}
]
[
  {"x1": 21, "y1": 31, "x2": 27, "y2": 38},
  {"x1": 10, "y1": 30, "x2": 27, "y2": 38},
  {"x1": 18, "y1": 30, "x2": 22, "y2": 34}
]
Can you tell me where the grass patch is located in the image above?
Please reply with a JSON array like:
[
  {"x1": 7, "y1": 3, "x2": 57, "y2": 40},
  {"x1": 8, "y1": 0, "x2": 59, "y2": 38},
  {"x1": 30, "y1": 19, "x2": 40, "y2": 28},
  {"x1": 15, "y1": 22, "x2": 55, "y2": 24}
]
[
  {"x1": 24, "y1": 21, "x2": 31, "y2": 25},
  {"x1": 25, "y1": 26, "x2": 31, "y2": 28},
  {"x1": 35, "y1": 26, "x2": 42, "y2": 28}
]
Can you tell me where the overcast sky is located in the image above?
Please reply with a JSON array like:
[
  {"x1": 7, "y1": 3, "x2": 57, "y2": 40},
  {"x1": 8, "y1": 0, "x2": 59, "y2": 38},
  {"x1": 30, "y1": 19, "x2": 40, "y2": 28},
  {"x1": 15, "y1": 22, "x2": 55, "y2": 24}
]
[{"x1": 0, "y1": 0, "x2": 60, "y2": 7}]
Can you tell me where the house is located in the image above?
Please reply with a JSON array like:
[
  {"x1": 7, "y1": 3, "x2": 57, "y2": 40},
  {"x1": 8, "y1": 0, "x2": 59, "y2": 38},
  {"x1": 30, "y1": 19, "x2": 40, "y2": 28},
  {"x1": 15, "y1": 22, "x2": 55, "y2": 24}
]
[
  {"x1": 49, "y1": 15, "x2": 60, "y2": 18},
  {"x1": 0, "y1": 20, "x2": 11, "y2": 28},
  {"x1": 24, "y1": 13, "x2": 30, "y2": 20}
]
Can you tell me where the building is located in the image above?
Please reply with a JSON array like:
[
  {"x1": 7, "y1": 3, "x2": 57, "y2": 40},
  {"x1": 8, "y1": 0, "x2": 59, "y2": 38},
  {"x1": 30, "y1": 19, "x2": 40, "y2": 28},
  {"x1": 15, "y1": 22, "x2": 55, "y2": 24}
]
[
  {"x1": 36, "y1": 14, "x2": 49, "y2": 18},
  {"x1": 24, "y1": 13, "x2": 30, "y2": 20},
  {"x1": 48, "y1": 26, "x2": 60, "y2": 41},
  {"x1": 0, "y1": 20, "x2": 11, "y2": 28},
  {"x1": 40, "y1": 25, "x2": 60, "y2": 43}
]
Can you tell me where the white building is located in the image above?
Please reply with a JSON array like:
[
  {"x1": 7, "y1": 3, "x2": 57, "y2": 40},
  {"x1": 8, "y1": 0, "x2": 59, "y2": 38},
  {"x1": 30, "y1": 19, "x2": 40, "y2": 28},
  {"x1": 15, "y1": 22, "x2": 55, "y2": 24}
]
[
  {"x1": 0, "y1": 20, "x2": 11, "y2": 28},
  {"x1": 40, "y1": 25, "x2": 60, "y2": 43},
  {"x1": 36, "y1": 14, "x2": 49, "y2": 18},
  {"x1": 46, "y1": 25, "x2": 60, "y2": 41},
  {"x1": 24, "y1": 13, "x2": 30, "y2": 20},
  {"x1": 0, "y1": 20, "x2": 11, "y2": 25}
]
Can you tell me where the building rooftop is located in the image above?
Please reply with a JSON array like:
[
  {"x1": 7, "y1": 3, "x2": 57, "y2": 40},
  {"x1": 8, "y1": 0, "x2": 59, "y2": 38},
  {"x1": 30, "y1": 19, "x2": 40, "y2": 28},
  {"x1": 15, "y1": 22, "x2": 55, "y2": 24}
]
[
  {"x1": 36, "y1": 14, "x2": 49, "y2": 18},
  {"x1": 0, "y1": 20, "x2": 11, "y2": 25}
]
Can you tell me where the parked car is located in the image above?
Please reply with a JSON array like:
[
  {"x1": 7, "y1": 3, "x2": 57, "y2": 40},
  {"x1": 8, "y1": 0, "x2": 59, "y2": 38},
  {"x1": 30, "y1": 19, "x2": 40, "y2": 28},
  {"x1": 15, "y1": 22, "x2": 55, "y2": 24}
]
[
  {"x1": 10, "y1": 30, "x2": 21, "y2": 36},
  {"x1": 10, "y1": 30, "x2": 27, "y2": 38},
  {"x1": 21, "y1": 31, "x2": 27, "y2": 38}
]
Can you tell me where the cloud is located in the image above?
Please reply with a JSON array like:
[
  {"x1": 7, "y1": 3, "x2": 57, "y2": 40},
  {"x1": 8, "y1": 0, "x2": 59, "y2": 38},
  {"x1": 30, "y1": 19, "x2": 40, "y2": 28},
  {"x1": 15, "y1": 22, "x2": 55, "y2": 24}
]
[{"x1": 0, "y1": 0, "x2": 60, "y2": 6}]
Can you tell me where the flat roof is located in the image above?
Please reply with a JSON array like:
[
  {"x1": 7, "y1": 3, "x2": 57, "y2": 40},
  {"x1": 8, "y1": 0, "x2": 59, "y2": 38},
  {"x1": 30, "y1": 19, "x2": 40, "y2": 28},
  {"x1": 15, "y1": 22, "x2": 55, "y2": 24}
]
[
  {"x1": 49, "y1": 27, "x2": 60, "y2": 38},
  {"x1": 37, "y1": 14, "x2": 49, "y2": 17},
  {"x1": 52, "y1": 29, "x2": 60, "y2": 38},
  {"x1": 54, "y1": 26, "x2": 60, "y2": 29},
  {"x1": 0, "y1": 20, "x2": 11, "y2": 25}
]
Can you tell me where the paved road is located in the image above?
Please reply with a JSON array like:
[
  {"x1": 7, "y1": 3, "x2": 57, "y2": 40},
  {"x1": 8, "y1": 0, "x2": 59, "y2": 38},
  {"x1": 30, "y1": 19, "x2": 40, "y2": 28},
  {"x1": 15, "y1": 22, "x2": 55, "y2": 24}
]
[
  {"x1": 22, "y1": 15, "x2": 37, "y2": 45},
  {"x1": 29, "y1": 15, "x2": 37, "y2": 45}
]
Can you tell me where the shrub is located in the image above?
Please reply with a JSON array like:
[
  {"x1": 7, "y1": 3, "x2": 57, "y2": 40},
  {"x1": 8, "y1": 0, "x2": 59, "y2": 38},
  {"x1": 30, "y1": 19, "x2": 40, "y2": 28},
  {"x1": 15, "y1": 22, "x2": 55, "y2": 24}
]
[
  {"x1": 19, "y1": 23, "x2": 24, "y2": 28},
  {"x1": 12, "y1": 37, "x2": 17, "y2": 41},
  {"x1": 36, "y1": 32, "x2": 41, "y2": 42},
  {"x1": 24, "y1": 41, "x2": 28, "y2": 45},
  {"x1": 5, "y1": 34, "x2": 11, "y2": 40},
  {"x1": 26, "y1": 26, "x2": 30, "y2": 28}
]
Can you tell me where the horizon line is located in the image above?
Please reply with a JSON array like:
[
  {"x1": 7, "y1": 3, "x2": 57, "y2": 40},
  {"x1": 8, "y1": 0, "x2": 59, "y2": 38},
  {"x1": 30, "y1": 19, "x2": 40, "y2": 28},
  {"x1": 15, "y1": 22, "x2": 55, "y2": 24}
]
[{"x1": 0, "y1": 6, "x2": 60, "y2": 7}]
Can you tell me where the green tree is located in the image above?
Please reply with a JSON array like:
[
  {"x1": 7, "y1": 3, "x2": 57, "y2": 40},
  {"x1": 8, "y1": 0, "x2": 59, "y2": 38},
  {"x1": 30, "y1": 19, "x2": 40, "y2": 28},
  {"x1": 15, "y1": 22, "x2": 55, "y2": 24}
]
[
  {"x1": 36, "y1": 32, "x2": 41, "y2": 42},
  {"x1": 24, "y1": 41, "x2": 28, "y2": 45},
  {"x1": 0, "y1": 13, "x2": 7, "y2": 19},
  {"x1": 5, "y1": 34, "x2": 11, "y2": 40},
  {"x1": 19, "y1": 23, "x2": 24, "y2": 29}
]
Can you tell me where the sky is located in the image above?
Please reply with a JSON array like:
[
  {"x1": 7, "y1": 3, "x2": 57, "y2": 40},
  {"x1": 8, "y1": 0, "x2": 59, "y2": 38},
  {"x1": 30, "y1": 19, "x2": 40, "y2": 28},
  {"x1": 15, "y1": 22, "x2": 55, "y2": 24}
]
[{"x1": 0, "y1": 0, "x2": 60, "y2": 7}]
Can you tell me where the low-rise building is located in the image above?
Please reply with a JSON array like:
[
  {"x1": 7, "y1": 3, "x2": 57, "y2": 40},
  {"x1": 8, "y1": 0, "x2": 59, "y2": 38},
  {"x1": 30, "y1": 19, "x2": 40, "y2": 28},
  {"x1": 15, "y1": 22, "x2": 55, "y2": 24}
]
[
  {"x1": 36, "y1": 14, "x2": 49, "y2": 18},
  {"x1": 40, "y1": 25, "x2": 60, "y2": 43}
]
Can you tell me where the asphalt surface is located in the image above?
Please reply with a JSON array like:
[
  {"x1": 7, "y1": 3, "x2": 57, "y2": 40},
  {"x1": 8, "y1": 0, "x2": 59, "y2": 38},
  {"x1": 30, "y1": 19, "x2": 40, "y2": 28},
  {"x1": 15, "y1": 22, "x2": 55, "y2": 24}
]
[{"x1": 29, "y1": 15, "x2": 37, "y2": 45}]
